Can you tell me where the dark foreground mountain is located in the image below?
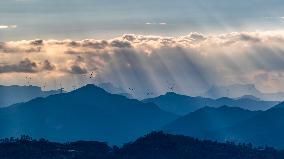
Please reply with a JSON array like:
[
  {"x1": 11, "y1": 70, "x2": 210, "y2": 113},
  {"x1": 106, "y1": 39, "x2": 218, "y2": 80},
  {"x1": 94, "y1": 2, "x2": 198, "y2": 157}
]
[
  {"x1": 163, "y1": 106, "x2": 261, "y2": 140},
  {"x1": 144, "y1": 92, "x2": 278, "y2": 115},
  {"x1": 0, "y1": 135, "x2": 112, "y2": 159},
  {"x1": 0, "y1": 84, "x2": 177, "y2": 145},
  {"x1": 1, "y1": 132, "x2": 284, "y2": 159},
  {"x1": 0, "y1": 85, "x2": 62, "y2": 107}
]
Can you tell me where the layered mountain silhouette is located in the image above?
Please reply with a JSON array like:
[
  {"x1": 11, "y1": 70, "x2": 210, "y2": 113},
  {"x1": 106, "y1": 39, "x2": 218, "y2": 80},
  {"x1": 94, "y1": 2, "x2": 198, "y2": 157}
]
[
  {"x1": 163, "y1": 103, "x2": 284, "y2": 148},
  {"x1": 204, "y1": 84, "x2": 284, "y2": 101},
  {"x1": 237, "y1": 95, "x2": 261, "y2": 101},
  {"x1": 0, "y1": 84, "x2": 178, "y2": 145},
  {"x1": 1, "y1": 84, "x2": 284, "y2": 148},
  {"x1": 0, "y1": 85, "x2": 62, "y2": 107},
  {"x1": 97, "y1": 82, "x2": 133, "y2": 99},
  {"x1": 144, "y1": 92, "x2": 278, "y2": 115},
  {"x1": 163, "y1": 106, "x2": 261, "y2": 140},
  {"x1": 222, "y1": 102, "x2": 284, "y2": 148}
]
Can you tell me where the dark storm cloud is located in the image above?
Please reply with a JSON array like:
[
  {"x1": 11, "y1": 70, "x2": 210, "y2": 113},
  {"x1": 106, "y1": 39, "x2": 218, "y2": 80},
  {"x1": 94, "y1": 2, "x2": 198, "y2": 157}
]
[
  {"x1": 239, "y1": 34, "x2": 261, "y2": 43},
  {"x1": 110, "y1": 40, "x2": 132, "y2": 48},
  {"x1": 30, "y1": 39, "x2": 44, "y2": 46},
  {"x1": 0, "y1": 42, "x2": 43, "y2": 54},
  {"x1": 82, "y1": 40, "x2": 109, "y2": 49},
  {"x1": 41, "y1": 60, "x2": 56, "y2": 71},
  {"x1": 69, "y1": 65, "x2": 88, "y2": 74},
  {"x1": 0, "y1": 58, "x2": 37, "y2": 73},
  {"x1": 0, "y1": 59, "x2": 56, "y2": 74}
]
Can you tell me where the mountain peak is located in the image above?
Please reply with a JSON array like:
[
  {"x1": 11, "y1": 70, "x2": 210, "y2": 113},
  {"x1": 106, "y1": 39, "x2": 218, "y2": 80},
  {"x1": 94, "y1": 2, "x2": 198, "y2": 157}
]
[
  {"x1": 68, "y1": 84, "x2": 111, "y2": 99},
  {"x1": 165, "y1": 92, "x2": 179, "y2": 96},
  {"x1": 204, "y1": 84, "x2": 262, "y2": 99},
  {"x1": 238, "y1": 95, "x2": 261, "y2": 101},
  {"x1": 74, "y1": 84, "x2": 107, "y2": 93},
  {"x1": 0, "y1": 84, "x2": 177, "y2": 145}
]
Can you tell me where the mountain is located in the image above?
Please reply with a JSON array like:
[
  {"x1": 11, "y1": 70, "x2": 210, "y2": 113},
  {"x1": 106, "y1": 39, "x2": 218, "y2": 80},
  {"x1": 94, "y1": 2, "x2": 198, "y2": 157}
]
[
  {"x1": 98, "y1": 82, "x2": 133, "y2": 98},
  {"x1": 144, "y1": 92, "x2": 278, "y2": 115},
  {"x1": 0, "y1": 84, "x2": 177, "y2": 145},
  {"x1": 204, "y1": 84, "x2": 261, "y2": 99},
  {"x1": 1, "y1": 132, "x2": 284, "y2": 159},
  {"x1": 222, "y1": 102, "x2": 284, "y2": 149},
  {"x1": 163, "y1": 106, "x2": 261, "y2": 140},
  {"x1": 144, "y1": 92, "x2": 207, "y2": 115},
  {"x1": 163, "y1": 102, "x2": 284, "y2": 149},
  {"x1": 204, "y1": 84, "x2": 284, "y2": 101},
  {"x1": 238, "y1": 95, "x2": 261, "y2": 101},
  {"x1": 115, "y1": 132, "x2": 284, "y2": 159},
  {"x1": 0, "y1": 85, "x2": 62, "y2": 107}
]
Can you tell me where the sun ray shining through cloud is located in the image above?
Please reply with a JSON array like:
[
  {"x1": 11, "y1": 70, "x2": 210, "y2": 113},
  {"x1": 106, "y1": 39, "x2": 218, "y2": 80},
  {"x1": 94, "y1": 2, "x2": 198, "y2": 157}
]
[
  {"x1": 1, "y1": 31, "x2": 284, "y2": 98},
  {"x1": 2, "y1": 0, "x2": 284, "y2": 154}
]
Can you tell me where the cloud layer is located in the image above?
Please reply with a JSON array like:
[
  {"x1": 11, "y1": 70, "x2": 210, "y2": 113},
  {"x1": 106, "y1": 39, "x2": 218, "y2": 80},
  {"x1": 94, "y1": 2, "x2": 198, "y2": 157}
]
[
  {"x1": 0, "y1": 25, "x2": 17, "y2": 30},
  {"x1": 1, "y1": 31, "x2": 284, "y2": 98}
]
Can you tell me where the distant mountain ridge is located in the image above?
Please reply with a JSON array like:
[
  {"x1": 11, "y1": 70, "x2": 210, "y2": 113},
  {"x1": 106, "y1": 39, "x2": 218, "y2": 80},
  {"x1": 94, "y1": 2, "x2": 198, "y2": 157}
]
[
  {"x1": 163, "y1": 106, "x2": 261, "y2": 140},
  {"x1": 163, "y1": 102, "x2": 284, "y2": 149},
  {"x1": 222, "y1": 104, "x2": 284, "y2": 149},
  {"x1": 237, "y1": 95, "x2": 261, "y2": 101},
  {"x1": 204, "y1": 84, "x2": 284, "y2": 101},
  {"x1": 97, "y1": 82, "x2": 133, "y2": 98},
  {"x1": 144, "y1": 92, "x2": 278, "y2": 115},
  {"x1": 0, "y1": 85, "x2": 62, "y2": 107},
  {"x1": 1, "y1": 84, "x2": 284, "y2": 148},
  {"x1": 0, "y1": 84, "x2": 178, "y2": 145}
]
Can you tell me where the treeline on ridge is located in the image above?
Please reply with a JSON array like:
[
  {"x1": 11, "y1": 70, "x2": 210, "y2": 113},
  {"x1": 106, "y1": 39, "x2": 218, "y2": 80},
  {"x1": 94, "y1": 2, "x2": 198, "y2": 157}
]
[{"x1": 0, "y1": 132, "x2": 284, "y2": 159}]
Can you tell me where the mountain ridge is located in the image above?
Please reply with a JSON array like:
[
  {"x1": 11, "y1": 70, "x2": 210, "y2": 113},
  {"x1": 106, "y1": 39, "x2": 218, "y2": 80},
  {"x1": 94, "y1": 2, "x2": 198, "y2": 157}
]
[
  {"x1": 163, "y1": 102, "x2": 284, "y2": 148},
  {"x1": 144, "y1": 92, "x2": 278, "y2": 115},
  {"x1": 163, "y1": 106, "x2": 261, "y2": 140},
  {"x1": 204, "y1": 84, "x2": 284, "y2": 101},
  {"x1": 0, "y1": 85, "x2": 62, "y2": 107},
  {"x1": 0, "y1": 84, "x2": 178, "y2": 145}
]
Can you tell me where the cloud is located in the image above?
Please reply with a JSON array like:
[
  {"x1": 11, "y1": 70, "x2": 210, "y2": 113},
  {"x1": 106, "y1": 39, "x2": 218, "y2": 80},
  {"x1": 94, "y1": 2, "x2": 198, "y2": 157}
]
[
  {"x1": 0, "y1": 58, "x2": 37, "y2": 73},
  {"x1": 0, "y1": 25, "x2": 17, "y2": 30},
  {"x1": 64, "y1": 56, "x2": 89, "y2": 75},
  {"x1": 110, "y1": 40, "x2": 132, "y2": 48},
  {"x1": 0, "y1": 59, "x2": 55, "y2": 74},
  {"x1": 1, "y1": 31, "x2": 284, "y2": 96},
  {"x1": 68, "y1": 65, "x2": 88, "y2": 74},
  {"x1": 30, "y1": 39, "x2": 44, "y2": 46},
  {"x1": 41, "y1": 60, "x2": 56, "y2": 71},
  {"x1": 0, "y1": 40, "x2": 43, "y2": 53},
  {"x1": 145, "y1": 22, "x2": 167, "y2": 25}
]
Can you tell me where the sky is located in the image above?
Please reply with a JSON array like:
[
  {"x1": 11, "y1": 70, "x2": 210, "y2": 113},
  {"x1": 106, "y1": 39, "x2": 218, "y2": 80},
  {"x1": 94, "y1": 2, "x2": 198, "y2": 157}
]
[
  {"x1": 1, "y1": 0, "x2": 284, "y2": 40},
  {"x1": 1, "y1": 0, "x2": 284, "y2": 98}
]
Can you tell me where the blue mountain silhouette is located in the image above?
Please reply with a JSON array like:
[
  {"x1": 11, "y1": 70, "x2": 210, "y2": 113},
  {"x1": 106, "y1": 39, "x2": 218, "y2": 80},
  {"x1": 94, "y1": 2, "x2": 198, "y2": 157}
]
[
  {"x1": 144, "y1": 92, "x2": 278, "y2": 115},
  {"x1": 222, "y1": 102, "x2": 284, "y2": 148},
  {"x1": 0, "y1": 85, "x2": 61, "y2": 107},
  {"x1": 163, "y1": 102, "x2": 284, "y2": 148},
  {"x1": 0, "y1": 84, "x2": 178, "y2": 145},
  {"x1": 163, "y1": 106, "x2": 260, "y2": 140},
  {"x1": 204, "y1": 84, "x2": 284, "y2": 101}
]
